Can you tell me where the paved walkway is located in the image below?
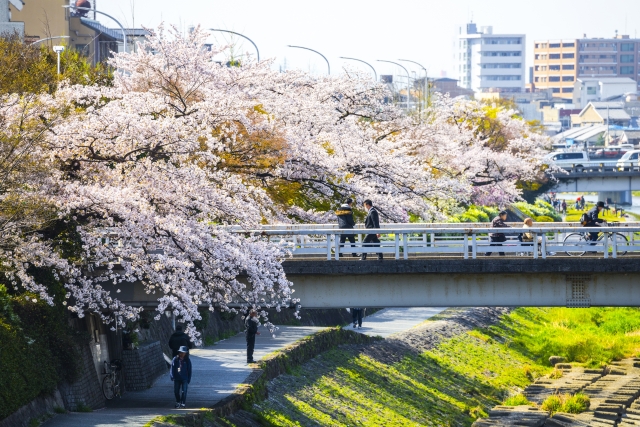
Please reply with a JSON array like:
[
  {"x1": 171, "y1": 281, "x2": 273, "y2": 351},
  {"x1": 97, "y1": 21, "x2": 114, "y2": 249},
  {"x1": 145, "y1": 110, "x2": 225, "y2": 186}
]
[{"x1": 42, "y1": 308, "x2": 446, "y2": 427}]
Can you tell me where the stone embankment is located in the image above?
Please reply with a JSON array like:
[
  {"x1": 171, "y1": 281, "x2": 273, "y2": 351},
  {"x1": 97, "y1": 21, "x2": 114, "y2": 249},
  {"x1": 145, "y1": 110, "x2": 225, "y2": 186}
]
[{"x1": 475, "y1": 358, "x2": 640, "y2": 426}]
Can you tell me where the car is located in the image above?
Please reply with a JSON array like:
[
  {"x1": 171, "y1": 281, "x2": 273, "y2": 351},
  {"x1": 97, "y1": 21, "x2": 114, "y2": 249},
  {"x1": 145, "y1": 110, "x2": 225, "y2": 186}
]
[{"x1": 616, "y1": 150, "x2": 640, "y2": 171}]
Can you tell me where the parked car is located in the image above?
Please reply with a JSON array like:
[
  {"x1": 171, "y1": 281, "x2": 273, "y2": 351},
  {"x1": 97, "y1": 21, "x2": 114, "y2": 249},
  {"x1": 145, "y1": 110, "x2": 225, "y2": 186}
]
[
  {"x1": 544, "y1": 151, "x2": 618, "y2": 171},
  {"x1": 616, "y1": 150, "x2": 640, "y2": 171}
]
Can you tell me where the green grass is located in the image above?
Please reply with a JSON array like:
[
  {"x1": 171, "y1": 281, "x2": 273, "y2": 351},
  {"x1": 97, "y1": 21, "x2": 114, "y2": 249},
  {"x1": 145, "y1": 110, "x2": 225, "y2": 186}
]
[
  {"x1": 541, "y1": 393, "x2": 590, "y2": 414},
  {"x1": 202, "y1": 307, "x2": 640, "y2": 426},
  {"x1": 565, "y1": 203, "x2": 627, "y2": 223},
  {"x1": 74, "y1": 403, "x2": 92, "y2": 413},
  {"x1": 503, "y1": 393, "x2": 533, "y2": 406}
]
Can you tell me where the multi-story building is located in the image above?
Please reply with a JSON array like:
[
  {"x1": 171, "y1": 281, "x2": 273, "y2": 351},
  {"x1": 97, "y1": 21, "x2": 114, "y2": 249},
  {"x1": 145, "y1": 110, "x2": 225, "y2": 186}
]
[
  {"x1": 532, "y1": 40, "x2": 578, "y2": 99},
  {"x1": 534, "y1": 34, "x2": 640, "y2": 100},
  {"x1": 0, "y1": 0, "x2": 24, "y2": 36},
  {"x1": 457, "y1": 22, "x2": 526, "y2": 93}
]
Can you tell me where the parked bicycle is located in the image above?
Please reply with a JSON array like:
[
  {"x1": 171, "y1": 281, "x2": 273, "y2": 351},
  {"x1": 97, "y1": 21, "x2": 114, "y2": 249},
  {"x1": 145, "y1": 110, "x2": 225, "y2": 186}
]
[
  {"x1": 563, "y1": 222, "x2": 628, "y2": 257},
  {"x1": 102, "y1": 359, "x2": 123, "y2": 400}
]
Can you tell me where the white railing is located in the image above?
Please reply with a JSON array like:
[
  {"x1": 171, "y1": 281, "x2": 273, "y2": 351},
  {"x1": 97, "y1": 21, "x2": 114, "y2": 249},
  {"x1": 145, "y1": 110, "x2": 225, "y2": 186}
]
[{"x1": 238, "y1": 223, "x2": 640, "y2": 260}]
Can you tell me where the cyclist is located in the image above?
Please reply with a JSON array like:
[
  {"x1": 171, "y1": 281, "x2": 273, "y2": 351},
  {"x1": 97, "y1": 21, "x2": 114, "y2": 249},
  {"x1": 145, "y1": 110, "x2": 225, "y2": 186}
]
[{"x1": 582, "y1": 201, "x2": 606, "y2": 243}]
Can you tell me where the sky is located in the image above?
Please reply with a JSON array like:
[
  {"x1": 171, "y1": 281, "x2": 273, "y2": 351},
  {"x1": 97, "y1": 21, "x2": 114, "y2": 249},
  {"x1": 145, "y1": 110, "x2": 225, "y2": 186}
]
[{"x1": 97, "y1": 0, "x2": 640, "y2": 82}]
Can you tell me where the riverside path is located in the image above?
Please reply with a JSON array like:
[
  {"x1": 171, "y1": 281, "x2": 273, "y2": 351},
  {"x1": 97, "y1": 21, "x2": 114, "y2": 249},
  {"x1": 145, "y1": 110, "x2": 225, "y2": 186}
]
[{"x1": 42, "y1": 308, "x2": 445, "y2": 427}]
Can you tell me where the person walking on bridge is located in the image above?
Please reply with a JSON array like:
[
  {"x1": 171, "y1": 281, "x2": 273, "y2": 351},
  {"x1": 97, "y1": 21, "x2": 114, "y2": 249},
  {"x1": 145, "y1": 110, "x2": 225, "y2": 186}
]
[
  {"x1": 170, "y1": 346, "x2": 192, "y2": 408},
  {"x1": 336, "y1": 198, "x2": 358, "y2": 258},
  {"x1": 360, "y1": 200, "x2": 383, "y2": 261},
  {"x1": 245, "y1": 309, "x2": 261, "y2": 364},
  {"x1": 485, "y1": 210, "x2": 510, "y2": 256}
]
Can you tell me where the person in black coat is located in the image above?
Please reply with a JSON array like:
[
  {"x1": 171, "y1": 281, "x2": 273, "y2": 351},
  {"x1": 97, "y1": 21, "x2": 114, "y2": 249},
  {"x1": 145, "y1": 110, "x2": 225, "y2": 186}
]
[
  {"x1": 485, "y1": 211, "x2": 510, "y2": 256},
  {"x1": 335, "y1": 198, "x2": 358, "y2": 258},
  {"x1": 245, "y1": 310, "x2": 260, "y2": 364},
  {"x1": 361, "y1": 200, "x2": 383, "y2": 261},
  {"x1": 168, "y1": 325, "x2": 192, "y2": 358},
  {"x1": 583, "y1": 201, "x2": 605, "y2": 242}
]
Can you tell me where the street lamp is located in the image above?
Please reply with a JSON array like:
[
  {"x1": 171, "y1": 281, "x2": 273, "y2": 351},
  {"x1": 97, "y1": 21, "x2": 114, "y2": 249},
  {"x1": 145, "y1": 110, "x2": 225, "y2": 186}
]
[
  {"x1": 62, "y1": 5, "x2": 128, "y2": 54},
  {"x1": 288, "y1": 45, "x2": 330, "y2": 75},
  {"x1": 32, "y1": 36, "x2": 70, "y2": 46},
  {"x1": 377, "y1": 60, "x2": 410, "y2": 110},
  {"x1": 209, "y1": 29, "x2": 260, "y2": 62},
  {"x1": 53, "y1": 45, "x2": 65, "y2": 74},
  {"x1": 399, "y1": 59, "x2": 429, "y2": 111},
  {"x1": 339, "y1": 57, "x2": 377, "y2": 81}
]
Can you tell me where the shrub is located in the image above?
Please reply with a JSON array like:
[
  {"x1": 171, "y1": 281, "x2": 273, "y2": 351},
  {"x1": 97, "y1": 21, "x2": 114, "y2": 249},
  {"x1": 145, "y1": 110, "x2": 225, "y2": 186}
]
[
  {"x1": 541, "y1": 395, "x2": 563, "y2": 413},
  {"x1": 535, "y1": 215, "x2": 554, "y2": 222},
  {"x1": 549, "y1": 368, "x2": 563, "y2": 379},
  {"x1": 503, "y1": 393, "x2": 532, "y2": 406},
  {"x1": 563, "y1": 393, "x2": 590, "y2": 413}
]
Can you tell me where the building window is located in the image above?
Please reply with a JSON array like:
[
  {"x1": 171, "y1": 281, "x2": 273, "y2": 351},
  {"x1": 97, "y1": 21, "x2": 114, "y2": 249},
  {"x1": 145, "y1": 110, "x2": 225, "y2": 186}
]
[
  {"x1": 563, "y1": 64, "x2": 575, "y2": 70},
  {"x1": 549, "y1": 65, "x2": 561, "y2": 71},
  {"x1": 620, "y1": 54, "x2": 634, "y2": 63},
  {"x1": 485, "y1": 75, "x2": 522, "y2": 81},
  {"x1": 563, "y1": 42, "x2": 575, "y2": 48},
  {"x1": 549, "y1": 76, "x2": 561, "y2": 82},
  {"x1": 535, "y1": 43, "x2": 540, "y2": 49},
  {"x1": 549, "y1": 43, "x2": 561, "y2": 48},
  {"x1": 620, "y1": 66, "x2": 634, "y2": 74},
  {"x1": 621, "y1": 43, "x2": 634, "y2": 51},
  {"x1": 482, "y1": 63, "x2": 522, "y2": 69},
  {"x1": 534, "y1": 77, "x2": 540, "y2": 82},
  {"x1": 587, "y1": 87, "x2": 597, "y2": 95},
  {"x1": 563, "y1": 53, "x2": 575, "y2": 59},
  {"x1": 552, "y1": 88, "x2": 560, "y2": 93},
  {"x1": 541, "y1": 65, "x2": 547, "y2": 71},
  {"x1": 562, "y1": 87, "x2": 574, "y2": 93},
  {"x1": 483, "y1": 51, "x2": 522, "y2": 57},
  {"x1": 562, "y1": 76, "x2": 574, "y2": 82},
  {"x1": 549, "y1": 53, "x2": 561, "y2": 59},
  {"x1": 534, "y1": 65, "x2": 540, "y2": 71}
]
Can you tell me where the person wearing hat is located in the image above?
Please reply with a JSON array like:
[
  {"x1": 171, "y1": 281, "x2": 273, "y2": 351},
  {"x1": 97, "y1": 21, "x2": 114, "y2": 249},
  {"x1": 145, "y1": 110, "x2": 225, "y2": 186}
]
[
  {"x1": 485, "y1": 211, "x2": 510, "y2": 256},
  {"x1": 170, "y1": 345, "x2": 192, "y2": 408},
  {"x1": 245, "y1": 310, "x2": 261, "y2": 364},
  {"x1": 335, "y1": 198, "x2": 358, "y2": 258},
  {"x1": 583, "y1": 201, "x2": 606, "y2": 242},
  {"x1": 168, "y1": 325, "x2": 192, "y2": 358}
]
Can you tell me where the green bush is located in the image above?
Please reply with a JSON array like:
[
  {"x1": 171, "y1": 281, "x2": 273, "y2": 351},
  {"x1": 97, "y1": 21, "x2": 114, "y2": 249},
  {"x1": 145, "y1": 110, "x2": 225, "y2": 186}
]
[
  {"x1": 0, "y1": 281, "x2": 81, "y2": 420},
  {"x1": 449, "y1": 205, "x2": 499, "y2": 223},
  {"x1": 512, "y1": 201, "x2": 562, "y2": 222},
  {"x1": 503, "y1": 393, "x2": 532, "y2": 406},
  {"x1": 563, "y1": 393, "x2": 590, "y2": 414},
  {"x1": 541, "y1": 395, "x2": 563, "y2": 413},
  {"x1": 535, "y1": 215, "x2": 555, "y2": 222}
]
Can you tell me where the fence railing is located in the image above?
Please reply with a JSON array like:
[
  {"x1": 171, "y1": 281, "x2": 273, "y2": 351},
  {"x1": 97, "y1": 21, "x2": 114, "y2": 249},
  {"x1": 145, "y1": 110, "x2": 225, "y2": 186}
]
[{"x1": 238, "y1": 223, "x2": 640, "y2": 260}]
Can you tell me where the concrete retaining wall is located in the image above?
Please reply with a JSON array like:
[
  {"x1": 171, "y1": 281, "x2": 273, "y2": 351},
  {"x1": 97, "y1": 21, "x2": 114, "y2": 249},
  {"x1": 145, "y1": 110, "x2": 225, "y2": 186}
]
[
  {"x1": 122, "y1": 341, "x2": 168, "y2": 391},
  {"x1": 58, "y1": 340, "x2": 105, "y2": 411}
]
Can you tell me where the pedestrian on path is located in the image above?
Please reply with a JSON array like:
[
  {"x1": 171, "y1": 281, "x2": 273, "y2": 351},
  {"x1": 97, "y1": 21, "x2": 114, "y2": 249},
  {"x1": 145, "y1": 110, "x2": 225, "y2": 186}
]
[
  {"x1": 351, "y1": 308, "x2": 364, "y2": 329},
  {"x1": 485, "y1": 210, "x2": 510, "y2": 256},
  {"x1": 360, "y1": 199, "x2": 383, "y2": 261},
  {"x1": 245, "y1": 309, "x2": 260, "y2": 364},
  {"x1": 168, "y1": 325, "x2": 192, "y2": 358},
  {"x1": 170, "y1": 346, "x2": 192, "y2": 408},
  {"x1": 336, "y1": 198, "x2": 358, "y2": 258}
]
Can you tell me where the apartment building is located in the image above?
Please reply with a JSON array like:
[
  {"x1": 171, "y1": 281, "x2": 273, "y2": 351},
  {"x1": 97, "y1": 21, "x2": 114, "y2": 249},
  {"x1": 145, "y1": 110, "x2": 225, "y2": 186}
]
[
  {"x1": 458, "y1": 22, "x2": 526, "y2": 93},
  {"x1": 532, "y1": 40, "x2": 578, "y2": 99},
  {"x1": 534, "y1": 34, "x2": 640, "y2": 100}
]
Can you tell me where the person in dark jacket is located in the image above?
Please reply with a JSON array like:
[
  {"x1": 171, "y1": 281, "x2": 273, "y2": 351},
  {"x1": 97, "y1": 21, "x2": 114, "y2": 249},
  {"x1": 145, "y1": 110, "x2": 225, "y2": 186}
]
[
  {"x1": 170, "y1": 346, "x2": 192, "y2": 408},
  {"x1": 168, "y1": 325, "x2": 192, "y2": 358},
  {"x1": 336, "y1": 198, "x2": 358, "y2": 258},
  {"x1": 245, "y1": 310, "x2": 260, "y2": 364},
  {"x1": 351, "y1": 308, "x2": 364, "y2": 329},
  {"x1": 583, "y1": 201, "x2": 605, "y2": 242},
  {"x1": 485, "y1": 211, "x2": 510, "y2": 256},
  {"x1": 360, "y1": 200, "x2": 383, "y2": 261}
]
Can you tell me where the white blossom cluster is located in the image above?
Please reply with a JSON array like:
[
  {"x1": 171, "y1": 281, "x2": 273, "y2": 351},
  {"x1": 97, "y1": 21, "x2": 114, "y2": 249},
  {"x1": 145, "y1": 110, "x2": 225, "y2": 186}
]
[{"x1": 0, "y1": 26, "x2": 552, "y2": 342}]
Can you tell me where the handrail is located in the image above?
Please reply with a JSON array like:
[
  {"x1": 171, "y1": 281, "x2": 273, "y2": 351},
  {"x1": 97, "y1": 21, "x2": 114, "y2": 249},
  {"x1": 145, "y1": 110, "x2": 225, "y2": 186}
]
[{"x1": 240, "y1": 226, "x2": 640, "y2": 235}]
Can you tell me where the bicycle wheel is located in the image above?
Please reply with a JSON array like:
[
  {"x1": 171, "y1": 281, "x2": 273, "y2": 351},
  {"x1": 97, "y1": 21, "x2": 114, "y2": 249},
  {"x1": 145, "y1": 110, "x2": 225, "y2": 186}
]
[
  {"x1": 102, "y1": 375, "x2": 115, "y2": 400},
  {"x1": 608, "y1": 233, "x2": 628, "y2": 256},
  {"x1": 114, "y1": 369, "x2": 124, "y2": 397},
  {"x1": 563, "y1": 233, "x2": 587, "y2": 256}
]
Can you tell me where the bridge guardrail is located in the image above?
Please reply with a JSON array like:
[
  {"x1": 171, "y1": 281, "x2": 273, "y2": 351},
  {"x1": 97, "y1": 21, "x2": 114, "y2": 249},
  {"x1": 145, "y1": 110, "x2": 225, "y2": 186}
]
[{"x1": 238, "y1": 225, "x2": 640, "y2": 260}]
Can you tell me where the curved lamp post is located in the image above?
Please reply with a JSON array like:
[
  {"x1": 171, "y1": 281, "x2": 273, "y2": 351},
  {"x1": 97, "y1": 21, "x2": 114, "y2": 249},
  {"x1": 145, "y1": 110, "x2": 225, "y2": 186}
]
[
  {"x1": 209, "y1": 29, "x2": 260, "y2": 62},
  {"x1": 399, "y1": 59, "x2": 429, "y2": 112},
  {"x1": 377, "y1": 59, "x2": 410, "y2": 109},
  {"x1": 288, "y1": 45, "x2": 330, "y2": 75},
  {"x1": 339, "y1": 56, "x2": 377, "y2": 81},
  {"x1": 32, "y1": 36, "x2": 70, "y2": 46},
  {"x1": 62, "y1": 5, "x2": 127, "y2": 53}
]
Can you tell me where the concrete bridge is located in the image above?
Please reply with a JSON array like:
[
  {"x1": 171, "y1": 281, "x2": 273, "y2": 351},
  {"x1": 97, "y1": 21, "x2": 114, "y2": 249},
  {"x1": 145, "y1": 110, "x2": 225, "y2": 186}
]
[
  {"x1": 105, "y1": 224, "x2": 640, "y2": 310},
  {"x1": 551, "y1": 168, "x2": 640, "y2": 204}
]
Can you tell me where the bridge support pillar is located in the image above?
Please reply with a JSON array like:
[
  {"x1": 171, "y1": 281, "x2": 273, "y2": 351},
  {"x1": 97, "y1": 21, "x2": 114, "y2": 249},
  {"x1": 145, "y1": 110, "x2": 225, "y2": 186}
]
[{"x1": 598, "y1": 190, "x2": 632, "y2": 205}]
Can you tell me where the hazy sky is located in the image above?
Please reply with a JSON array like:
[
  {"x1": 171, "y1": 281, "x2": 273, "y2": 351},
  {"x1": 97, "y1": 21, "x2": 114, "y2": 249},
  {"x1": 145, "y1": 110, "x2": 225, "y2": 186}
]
[{"x1": 97, "y1": 0, "x2": 640, "y2": 81}]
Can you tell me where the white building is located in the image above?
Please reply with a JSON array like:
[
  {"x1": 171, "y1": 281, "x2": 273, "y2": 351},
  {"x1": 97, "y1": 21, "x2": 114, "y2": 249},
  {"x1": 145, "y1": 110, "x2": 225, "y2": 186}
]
[
  {"x1": 458, "y1": 23, "x2": 526, "y2": 93},
  {"x1": 573, "y1": 77, "x2": 637, "y2": 109},
  {"x1": 0, "y1": 0, "x2": 24, "y2": 37}
]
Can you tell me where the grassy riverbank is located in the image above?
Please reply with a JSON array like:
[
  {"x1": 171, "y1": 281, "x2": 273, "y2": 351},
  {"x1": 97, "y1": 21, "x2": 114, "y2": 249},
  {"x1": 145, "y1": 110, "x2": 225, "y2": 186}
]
[{"x1": 250, "y1": 308, "x2": 640, "y2": 427}]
